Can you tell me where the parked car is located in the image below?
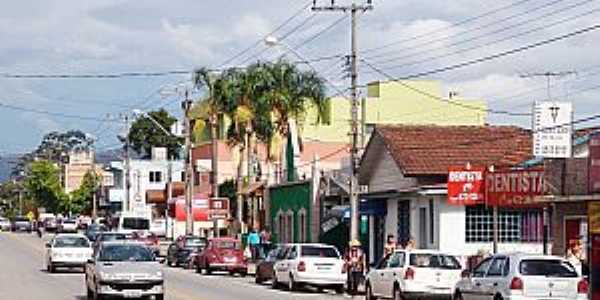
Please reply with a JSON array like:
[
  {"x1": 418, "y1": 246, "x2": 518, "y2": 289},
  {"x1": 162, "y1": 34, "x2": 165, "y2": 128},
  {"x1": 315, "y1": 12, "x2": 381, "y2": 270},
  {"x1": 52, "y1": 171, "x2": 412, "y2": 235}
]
[
  {"x1": 166, "y1": 235, "x2": 207, "y2": 268},
  {"x1": 365, "y1": 249, "x2": 462, "y2": 300},
  {"x1": 195, "y1": 237, "x2": 247, "y2": 276},
  {"x1": 12, "y1": 216, "x2": 32, "y2": 232},
  {"x1": 255, "y1": 245, "x2": 286, "y2": 284},
  {"x1": 85, "y1": 241, "x2": 164, "y2": 300},
  {"x1": 272, "y1": 243, "x2": 345, "y2": 293},
  {"x1": 58, "y1": 219, "x2": 79, "y2": 233},
  {"x1": 92, "y1": 232, "x2": 131, "y2": 252},
  {"x1": 454, "y1": 253, "x2": 588, "y2": 300},
  {"x1": 42, "y1": 217, "x2": 59, "y2": 232},
  {"x1": 150, "y1": 218, "x2": 167, "y2": 237},
  {"x1": 45, "y1": 233, "x2": 93, "y2": 273},
  {"x1": 0, "y1": 217, "x2": 11, "y2": 231},
  {"x1": 131, "y1": 231, "x2": 161, "y2": 256},
  {"x1": 247, "y1": 243, "x2": 278, "y2": 275},
  {"x1": 84, "y1": 224, "x2": 107, "y2": 242}
]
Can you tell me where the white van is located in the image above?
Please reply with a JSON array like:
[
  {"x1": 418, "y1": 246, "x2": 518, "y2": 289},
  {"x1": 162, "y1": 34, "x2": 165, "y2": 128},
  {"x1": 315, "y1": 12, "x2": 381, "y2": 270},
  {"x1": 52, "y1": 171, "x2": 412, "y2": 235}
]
[{"x1": 116, "y1": 211, "x2": 151, "y2": 234}]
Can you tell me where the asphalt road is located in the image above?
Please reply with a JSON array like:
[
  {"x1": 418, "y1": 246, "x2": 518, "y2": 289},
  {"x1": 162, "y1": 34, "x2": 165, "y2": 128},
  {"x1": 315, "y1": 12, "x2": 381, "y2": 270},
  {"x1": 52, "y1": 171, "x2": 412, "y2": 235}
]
[{"x1": 0, "y1": 232, "x2": 350, "y2": 300}]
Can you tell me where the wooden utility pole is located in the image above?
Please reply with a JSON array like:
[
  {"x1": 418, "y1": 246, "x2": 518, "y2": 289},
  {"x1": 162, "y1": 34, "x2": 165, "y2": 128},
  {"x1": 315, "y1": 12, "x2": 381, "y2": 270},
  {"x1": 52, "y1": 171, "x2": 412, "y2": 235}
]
[
  {"x1": 182, "y1": 91, "x2": 194, "y2": 235},
  {"x1": 312, "y1": 0, "x2": 373, "y2": 241}
]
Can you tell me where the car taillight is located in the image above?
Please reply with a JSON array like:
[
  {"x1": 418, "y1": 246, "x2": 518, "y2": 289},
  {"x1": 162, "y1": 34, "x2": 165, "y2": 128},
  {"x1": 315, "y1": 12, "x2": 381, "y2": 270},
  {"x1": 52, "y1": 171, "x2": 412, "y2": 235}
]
[
  {"x1": 297, "y1": 261, "x2": 306, "y2": 272},
  {"x1": 578, "y1": 279, "x2": 589, "y2": 294},
  {"x1": 510, "y1": 277, "x2": 523, "y2": 290},
  {"x1": 404, "y1": 267, "x2": 415, "y2": 280}
]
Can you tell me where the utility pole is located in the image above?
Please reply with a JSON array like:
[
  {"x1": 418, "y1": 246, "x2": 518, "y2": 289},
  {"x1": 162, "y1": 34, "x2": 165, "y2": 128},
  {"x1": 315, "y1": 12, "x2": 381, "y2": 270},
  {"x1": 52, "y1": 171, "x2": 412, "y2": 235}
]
[
  {"x1": 123, "y1": 114, "x2": 131, "y2": 213},
  {"x1": 312, "y1": 0, "x2": 373, "y2": 242},
  {"x1": 182, "y1": 91, "x2": 194, "y2": 235}
]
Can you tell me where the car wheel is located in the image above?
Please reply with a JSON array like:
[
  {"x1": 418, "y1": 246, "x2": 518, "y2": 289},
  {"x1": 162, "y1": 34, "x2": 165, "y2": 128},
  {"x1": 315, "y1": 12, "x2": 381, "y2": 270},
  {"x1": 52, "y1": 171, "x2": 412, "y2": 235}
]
[
  {"x1": 86, "y1": 286, "x2": 93, "y2": 300},
  {"x1": 494, "y1": 294, "x2": 504, "y2": 300},
  {"x1": 255, "y1": 274, "x2": 263, "y2": 284},
  {"x1": 239, "y1": 271, "x2": 247, "y2": 278},
  {"x1": 195, "y1": 262, "x2": 202, "y2": 274},
  {"x1": 366, "y1": 283, "x2": 377, "y2": 300},
  {"x1": 154, "y1": 293, "x2": 164, "y2": 300},
  {"x1": 334, "y1": 285, "x2": 345, "y2": 294},
  {"x1": 271, "y1": 276, "x2": 279, "y2": 289},
  {"x1": 47, "y1": 262, "x2": 55, "y2": 273},
  {"x1": 204, "y1": 263, "x2": 212, "y2": 275},
  {"x1": 392, "y1": 286, "x2": 405, "y2": 300},
  {"x1": 453, "y1": 290, "x2": 464, "y2": 300},
  {"x1": 288, "y1": 274, "x2": 297, "y2": 291}
]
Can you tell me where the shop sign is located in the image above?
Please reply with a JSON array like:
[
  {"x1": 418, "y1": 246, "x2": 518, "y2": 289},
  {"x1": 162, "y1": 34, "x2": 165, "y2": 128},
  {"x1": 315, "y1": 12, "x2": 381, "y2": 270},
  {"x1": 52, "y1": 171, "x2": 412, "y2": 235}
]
[
  {"x1": 533, "y1": 101, "x2": 573, "y2": 158},
  {"x1": 448, "y1": 166, "x2": 486, "y2": 205},
  {"x1": 485, "y1": 169, "x2": 547, "y2": 206}
]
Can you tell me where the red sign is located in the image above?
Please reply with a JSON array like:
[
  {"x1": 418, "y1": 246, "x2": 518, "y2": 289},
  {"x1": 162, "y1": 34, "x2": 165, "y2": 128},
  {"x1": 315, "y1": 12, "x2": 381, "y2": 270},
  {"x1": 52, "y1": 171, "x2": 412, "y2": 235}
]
[
  {"x1": 173, "y1": 198, "x2": 210, "y2": 222},
  {"x1": 448, "y1": 166, "x2": 486, "y2": 205},
  {"x1": 485, "y1": 169, "x2": 547, "y2": 207},
  {"x1": 589, "y1": 135, "x2": 600, "y2": 193},
  {"x1": 208, "y1": 197, "x2": 230, "y2": 220}
]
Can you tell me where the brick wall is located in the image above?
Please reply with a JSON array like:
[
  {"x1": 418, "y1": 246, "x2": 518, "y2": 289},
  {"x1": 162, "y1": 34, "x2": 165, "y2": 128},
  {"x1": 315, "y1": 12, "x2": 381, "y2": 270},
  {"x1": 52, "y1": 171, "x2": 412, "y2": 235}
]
[
  {"x1": 551, "y1": 201, "x2": 587, "y2": 256},
  {"x1": 544, "y1": 158, "x2": 589, "y2": 195}
]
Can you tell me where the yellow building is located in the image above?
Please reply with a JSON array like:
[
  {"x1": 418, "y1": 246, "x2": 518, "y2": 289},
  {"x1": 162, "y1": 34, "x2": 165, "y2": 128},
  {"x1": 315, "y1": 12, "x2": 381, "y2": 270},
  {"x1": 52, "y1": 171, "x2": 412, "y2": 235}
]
[{"x1": 302, "y1": 80, "x2": 487, "y2": 143}]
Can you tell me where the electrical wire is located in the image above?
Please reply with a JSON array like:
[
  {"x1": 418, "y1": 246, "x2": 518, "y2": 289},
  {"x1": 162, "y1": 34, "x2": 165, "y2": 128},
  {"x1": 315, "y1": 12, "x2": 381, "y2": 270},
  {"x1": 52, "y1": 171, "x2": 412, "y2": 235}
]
[
  {"x1": 0, "y1": 102, "x2": 125, "y2": 123},
  {"x1": 361, "y1": 0, "x2": 535, "y2": 54}
]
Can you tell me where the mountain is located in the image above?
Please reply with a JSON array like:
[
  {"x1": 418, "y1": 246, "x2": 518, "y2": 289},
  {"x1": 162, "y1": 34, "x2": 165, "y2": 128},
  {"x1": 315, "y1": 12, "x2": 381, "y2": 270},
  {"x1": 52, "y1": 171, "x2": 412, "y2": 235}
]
[{"x1": 0, "y1": 154, "x2": 19, "y2": 183}]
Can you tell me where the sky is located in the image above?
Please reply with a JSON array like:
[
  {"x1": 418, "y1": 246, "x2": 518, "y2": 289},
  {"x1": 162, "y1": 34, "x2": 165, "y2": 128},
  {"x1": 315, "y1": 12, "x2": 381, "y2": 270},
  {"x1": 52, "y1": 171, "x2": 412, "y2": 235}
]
[{"x1": 1, "y1": 0, "x2": 600, "y2": 155}]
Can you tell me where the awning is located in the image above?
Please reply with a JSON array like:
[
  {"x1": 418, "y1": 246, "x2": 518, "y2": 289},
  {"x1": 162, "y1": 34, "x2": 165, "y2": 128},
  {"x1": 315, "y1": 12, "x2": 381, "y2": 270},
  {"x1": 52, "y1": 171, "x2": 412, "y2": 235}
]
[{"x1": 146, "y1": 190, "x2": 166, "y2": 204}]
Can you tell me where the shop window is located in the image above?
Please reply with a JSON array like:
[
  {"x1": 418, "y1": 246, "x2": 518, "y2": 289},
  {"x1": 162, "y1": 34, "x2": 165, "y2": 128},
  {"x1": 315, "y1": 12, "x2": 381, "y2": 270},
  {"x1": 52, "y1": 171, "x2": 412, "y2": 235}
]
[
  {"x1": 149, "y1": 171, "x2": 162, "y2": 183},
  {"x1": 465, "y1": 205, "x2": 543, "y2": 243}
]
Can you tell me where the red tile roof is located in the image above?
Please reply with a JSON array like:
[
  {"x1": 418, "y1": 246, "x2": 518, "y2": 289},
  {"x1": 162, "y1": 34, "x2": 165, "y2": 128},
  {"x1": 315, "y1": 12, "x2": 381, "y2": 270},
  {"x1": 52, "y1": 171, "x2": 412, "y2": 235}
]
[{"x1": 376, "y1": 125, "x2": 533, "y2": 175}]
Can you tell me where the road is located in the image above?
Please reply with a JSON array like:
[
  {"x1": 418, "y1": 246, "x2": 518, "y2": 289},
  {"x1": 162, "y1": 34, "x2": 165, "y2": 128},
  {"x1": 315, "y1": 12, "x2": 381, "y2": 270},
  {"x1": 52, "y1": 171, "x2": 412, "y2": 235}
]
[{"x1": 0, "y1": 232, "x2": 349, "y2": 300}]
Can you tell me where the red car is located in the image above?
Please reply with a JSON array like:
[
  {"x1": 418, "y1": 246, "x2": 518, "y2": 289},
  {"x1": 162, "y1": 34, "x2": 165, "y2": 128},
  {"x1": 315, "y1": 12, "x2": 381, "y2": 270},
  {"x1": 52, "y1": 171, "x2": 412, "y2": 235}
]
[
  {"x1": 131, "y1": 231, "x2": 160, "y2": 256},
  {"x1": 195, "y1": 238, "x2": 247, "y2": 276}
]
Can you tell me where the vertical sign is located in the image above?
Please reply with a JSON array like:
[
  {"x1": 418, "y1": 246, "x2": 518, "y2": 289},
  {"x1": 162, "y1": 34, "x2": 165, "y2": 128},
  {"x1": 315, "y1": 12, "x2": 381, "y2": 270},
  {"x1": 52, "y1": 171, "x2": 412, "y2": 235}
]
[
  {"x1": 533, "y1": 101, "x2": 573, "y2": 158},
  {"x1": 590, "y1": 135, "x2": 600, "y2": 193},
  {"x1": 447, "y1": 166, "x2": 486, "y2": 205}
]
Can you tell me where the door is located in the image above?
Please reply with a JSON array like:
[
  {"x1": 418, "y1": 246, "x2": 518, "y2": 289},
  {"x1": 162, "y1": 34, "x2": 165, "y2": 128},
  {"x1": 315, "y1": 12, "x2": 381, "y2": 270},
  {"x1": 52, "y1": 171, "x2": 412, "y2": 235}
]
[
  {"x1": 370, "y1": 254, "x2": 390, "y2": 297},
  {"x1": 418, "y1": 207, "x2": 427, "y2": 249},
  {"x1": 381, "y1": 251, "x2": 405, "y2": 298},
  {"x1": 479, "y1": 257, "x2": 509, "y2": 300},
  {"x1": 462, "y1": 257, "x2": 492, "y2": 300}
]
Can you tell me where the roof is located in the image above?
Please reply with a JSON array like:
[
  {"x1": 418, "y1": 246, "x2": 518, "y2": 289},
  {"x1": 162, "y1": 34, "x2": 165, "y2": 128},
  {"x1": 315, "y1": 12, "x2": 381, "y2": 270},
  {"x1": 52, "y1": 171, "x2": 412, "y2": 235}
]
[{"x1": 373, "y1": 125, "x2": 533, "y2": 175}]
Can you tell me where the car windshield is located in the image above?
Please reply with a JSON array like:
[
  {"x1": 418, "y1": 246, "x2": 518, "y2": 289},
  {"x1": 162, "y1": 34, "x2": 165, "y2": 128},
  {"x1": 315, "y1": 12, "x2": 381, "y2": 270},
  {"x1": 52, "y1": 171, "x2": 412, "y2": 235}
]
[
  {"x1": 122, "y1": 218, "x2": 149, "y2": 230},
  {"x1": 300, "y1": 246, "x2": 340, "y2": 258},
  {"x1": 216, "y1": 241, "x2": 238, "y2": 249},
  {"x1": 100, "y1": 234, "x2": 129, "y2": 242},
  {"x1": 63, "y1": 220, "x2": 76, "y2": 224},
  {"x1": 15, "y1": 217, "x2": 28, "y2": 222},
  {"x1": 98, "y1": 245, "x2": 154, "y2": 262},
  {"x1": 185, "y1": 238, "x2": 206, "y2": 248},
  {"x1": 88, "y1": 224, "x2": 106, "y2": 232},
  {"x1": 519, "y1": 259, "x2": 578, "y2": 277},
  {"x1": 54, "y1": 236, "x2": 89, "y2": 248},
  {"x1": 410, "y1": 253, "x2": 461, "y2": 269}
]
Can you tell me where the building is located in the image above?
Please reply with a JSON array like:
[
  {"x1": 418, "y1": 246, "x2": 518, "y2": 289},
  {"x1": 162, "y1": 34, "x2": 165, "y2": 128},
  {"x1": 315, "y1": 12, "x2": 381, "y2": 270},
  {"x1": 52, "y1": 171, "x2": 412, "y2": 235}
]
[
  {"x1": 302, "y1": 80, "x2": 487, "y2": 143},
  {"x1": 63, "y1": 150, "x2": 112, "y2": 194},
  {"x1": 358, "y1": 125, "x2": 538, "y2": 263}
]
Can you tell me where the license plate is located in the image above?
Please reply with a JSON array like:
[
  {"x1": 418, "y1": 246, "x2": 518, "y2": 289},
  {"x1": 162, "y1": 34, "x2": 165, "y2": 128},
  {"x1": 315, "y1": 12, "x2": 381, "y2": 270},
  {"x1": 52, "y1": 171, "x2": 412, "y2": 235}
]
[
  {"x1": 224, "y1": 257, "x2": 236, "y2": 262},
  {"x1": 123, "y1": 290, "x2": 142, "y2": 298}
]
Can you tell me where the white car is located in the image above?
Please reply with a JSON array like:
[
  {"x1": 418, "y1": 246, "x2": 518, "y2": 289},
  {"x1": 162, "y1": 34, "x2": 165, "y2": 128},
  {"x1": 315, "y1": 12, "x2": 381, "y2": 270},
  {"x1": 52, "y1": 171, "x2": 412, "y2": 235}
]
[
  {"x1": 150, "y1": 218, "x2": 166, "y2": 237},
  {"x1": 366, "y1": 249, "x2": 463, "y2": 300},
  {"x1": 272, "y1": 243, "x2": 345, "y2": 293},
  {"x1": 45, "y1": 233, "x2": 93, "y2": 273},
  {"x1": 454, "y1": 253, "x2": 588, "y2": 300},
  {"x1": 0, "y1": 217, "x2": 11, "y2": 231},
  {"x1": 59, "y1": 219, "x2": 79, "y2": 233}
]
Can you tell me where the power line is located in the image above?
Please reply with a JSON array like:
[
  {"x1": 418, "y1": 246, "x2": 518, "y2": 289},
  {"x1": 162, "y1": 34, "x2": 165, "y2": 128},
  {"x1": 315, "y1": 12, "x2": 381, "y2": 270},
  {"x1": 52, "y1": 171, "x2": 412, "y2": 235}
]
[
  {"x1": 0, "y1": 102, "x2": 124, "y2": 123},
  {"x1": 367, "y1": 3, "x2": 598, "y2": 69},
  {"x1": 370, "y1": 23, "x2": 600, "y2": 81},
  {"x1": 0, "y1": 70, "x2": 191, "y2": 79},
  {"x1": 361, "y1": 0, "x2": 534, "y2": 54}
]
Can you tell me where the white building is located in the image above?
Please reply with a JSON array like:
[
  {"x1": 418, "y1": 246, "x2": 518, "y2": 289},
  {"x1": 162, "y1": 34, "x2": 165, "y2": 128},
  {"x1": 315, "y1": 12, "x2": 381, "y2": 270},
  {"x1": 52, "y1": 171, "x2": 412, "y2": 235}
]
[{"x1": 359, "y1": 125, "x2": 544, "y2": 264}]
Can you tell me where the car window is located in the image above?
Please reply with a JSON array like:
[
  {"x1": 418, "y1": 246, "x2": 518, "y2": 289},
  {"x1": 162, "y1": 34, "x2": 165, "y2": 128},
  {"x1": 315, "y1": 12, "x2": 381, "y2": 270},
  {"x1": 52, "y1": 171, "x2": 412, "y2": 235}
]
[
  {"x1": 287, "y1": 246, "x2": 298, "y2": 259},
  {"x1": 519, "y1": 259, "x2": 578, "y2": 278},
  {"x1": 185, "y1": 238, "x2": 206, "y2": 248},
  {"x1": 217, "y1": 241, "x2": 238, "y2": 249},
  {"x1": 409, "y1": 253, "x2": 460, "y2": 269},
  {"x1": 277, "y1": 247, "x2": 290, "y2": 260},
  {"x1": 122, "y1": 218, "x2": 149, "y2": 230},
  {"x1": 388, "y1": 252, "x2": 405, "y2": 268},
  {"x1": 487, "y1": 257, "x2": 508, "y2": 277},
  {"x1": 98, "y1": 245, "x2": 154, "y2": 262},
  {"x1": 101, "y1": 234, "x2": 128, "y2": 242},
  {"x1": 300, "y1": 246, "x2": 339, "y2": 258},
  {"x1": 54, "y1": 236, "x2": 89, "y2": 248},
  {"x1": 376, "y1": 255, "x2": 390, "y2": 270},
  {"x1": 473, "y1": 258, "x2": 492, "y2": 278}
]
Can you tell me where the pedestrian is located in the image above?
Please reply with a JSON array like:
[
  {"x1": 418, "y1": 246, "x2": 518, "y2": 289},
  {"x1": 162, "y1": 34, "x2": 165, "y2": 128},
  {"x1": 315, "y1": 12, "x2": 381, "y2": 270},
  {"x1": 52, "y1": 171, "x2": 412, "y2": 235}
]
[
  {"x1": 384, "y1": 234, "x2": 397, "y2": 256},
  {"x1": 344, "y1": 239, "x2": 366, "y2": 296},
  {"x1": 404, "y1": 237, "x2": 416, "y2": 251},
  {"x1": 247, "y1": 228, "x2": 261, "y2": 260},
  {"x1": 260, "y1": 226, "x2": 271, "y2": 244},
  {"x1": 566, "y1": 239, "x2": 585, "y2": 275}
]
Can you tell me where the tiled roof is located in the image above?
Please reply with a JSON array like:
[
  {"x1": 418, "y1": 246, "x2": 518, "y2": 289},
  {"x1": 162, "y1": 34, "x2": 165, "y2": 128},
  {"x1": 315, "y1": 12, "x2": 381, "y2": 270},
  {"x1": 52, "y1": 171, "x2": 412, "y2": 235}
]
[{"x1": 376, "y1": 125, "x2": 533, "y2": 175}]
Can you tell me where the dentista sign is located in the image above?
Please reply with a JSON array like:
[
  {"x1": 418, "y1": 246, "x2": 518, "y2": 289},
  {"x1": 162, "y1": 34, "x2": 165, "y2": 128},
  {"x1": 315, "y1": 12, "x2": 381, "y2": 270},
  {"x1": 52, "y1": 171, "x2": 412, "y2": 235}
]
[
  {"x1": 485, "y1": 169, "x2": 547, "y2": 206},
  {"x1": 448, "y1": 166, "x2": 486, "y2": 205}
]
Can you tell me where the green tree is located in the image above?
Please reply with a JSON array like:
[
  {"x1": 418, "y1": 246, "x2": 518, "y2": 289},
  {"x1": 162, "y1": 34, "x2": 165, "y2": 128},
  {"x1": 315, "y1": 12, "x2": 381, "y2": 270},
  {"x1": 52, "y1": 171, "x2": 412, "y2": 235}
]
[
  {"x1": 128, "y1": 109, "x2": 183, "y2": 159},
  {"x1": 68, "y1": 170, "x2": 100, "y2": 215},
  {"x1": 23, "y1": 160, "x2": 66, "y2": 214}
]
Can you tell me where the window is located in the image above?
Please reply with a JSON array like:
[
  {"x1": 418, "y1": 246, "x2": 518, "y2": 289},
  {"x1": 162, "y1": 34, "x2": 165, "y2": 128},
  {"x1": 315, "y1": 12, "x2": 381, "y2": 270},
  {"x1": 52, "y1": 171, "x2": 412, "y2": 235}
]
[
  {"x1": 388, "y1": 252, "x2": 405, "y2": 268},
  {"x1": 397, "y1": 200, "x2": 411, "y2": 243},
  {"x1": 298, "y1": 209, "x2": 307, "y2": 243},
  {"x1": 487, "y1": 257, "x2": 508, "y2": 277},
  {"x1": 465, "y1": 205, "x2": 543, "y2": 243},
  {"x1": 519, "y1": 259, "x2": 578, "y2": 278},
  {"x1": 429, "y1": 199, "x2": 435, "y2": 244},
  {"x1": 149, "y1": 171, "x2": 162, "y2": 183},
  {"x1": 286, "y1": 212, "x2": 294, "y2": 243},
  {"x1": 409, "y1": 254, "x2": 461, "y2": 269},
  {"x1": 300, "y1": 246, "x2": 339, "y2": 258},
  {"x1": 276, "y1": 212, "x2": 285, "y2": 243},
  {"x1": 472, "y1": 258, "x2": 492, "y2": 278},
  {"x1": 287, "y1": 246, "x2": 298, "y2": 259},
  {"x1": 376, "y1": 255, "x2": 390, "y2": 270},
  {"x1": 419, "y1": 207, "x2": 427, "y2": 249}
]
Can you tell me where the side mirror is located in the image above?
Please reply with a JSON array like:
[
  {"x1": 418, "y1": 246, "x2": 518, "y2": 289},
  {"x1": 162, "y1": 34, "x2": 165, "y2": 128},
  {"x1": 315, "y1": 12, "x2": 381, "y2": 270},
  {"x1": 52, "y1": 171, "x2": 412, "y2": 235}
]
[
  {"x1": 461, "y1": 270, "x2": 471, "y2": 278},
  {"x1": 87, "y1": 259, "x2": 95, "y2": 264},
  {"x1": 45, "y1": 242, "x2": 51, "y2": 248}
]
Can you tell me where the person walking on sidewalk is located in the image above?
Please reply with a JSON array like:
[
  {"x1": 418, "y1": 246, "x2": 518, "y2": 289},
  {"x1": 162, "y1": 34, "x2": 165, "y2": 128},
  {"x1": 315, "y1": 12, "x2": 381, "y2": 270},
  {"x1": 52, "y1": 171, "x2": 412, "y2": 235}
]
[{"x1": 345, "y1": 239, "x2": 366, "y2": 296}]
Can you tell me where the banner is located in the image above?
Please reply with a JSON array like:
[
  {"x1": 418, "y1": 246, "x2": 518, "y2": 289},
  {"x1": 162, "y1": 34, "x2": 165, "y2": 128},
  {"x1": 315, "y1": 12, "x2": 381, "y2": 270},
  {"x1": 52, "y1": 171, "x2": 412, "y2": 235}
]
[
  {"x1": 448, "y1": 166, "x2": 486, "y2": 205},
  {"x1": 485, "y1": 169, "x2": 547, "y2": 207}
]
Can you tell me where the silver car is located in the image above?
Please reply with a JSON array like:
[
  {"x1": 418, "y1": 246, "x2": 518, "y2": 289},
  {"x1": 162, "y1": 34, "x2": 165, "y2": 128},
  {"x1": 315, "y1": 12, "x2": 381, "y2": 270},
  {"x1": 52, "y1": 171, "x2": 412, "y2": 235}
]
[
  {"x1": 0, "y1": 217, "x2": 11, "y2": 231},
  {"x1": 85, "y1": 241, "x2": 164, "y2": 300}
]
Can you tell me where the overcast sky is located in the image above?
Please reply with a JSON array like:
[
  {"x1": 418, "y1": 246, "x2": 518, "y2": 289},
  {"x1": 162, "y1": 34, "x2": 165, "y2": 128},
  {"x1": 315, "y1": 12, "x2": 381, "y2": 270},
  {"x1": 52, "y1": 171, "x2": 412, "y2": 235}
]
[{"x1": 1, "y1": 0, "x2": 599, "y2": 154}]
